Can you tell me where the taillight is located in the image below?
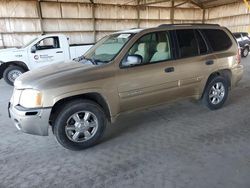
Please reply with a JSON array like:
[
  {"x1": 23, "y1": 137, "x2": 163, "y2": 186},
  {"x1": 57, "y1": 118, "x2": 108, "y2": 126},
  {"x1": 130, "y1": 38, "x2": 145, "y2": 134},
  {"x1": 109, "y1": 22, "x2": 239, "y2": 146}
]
[{"x1": 236, "y1": 47, "x2": 241, "y2": 64}]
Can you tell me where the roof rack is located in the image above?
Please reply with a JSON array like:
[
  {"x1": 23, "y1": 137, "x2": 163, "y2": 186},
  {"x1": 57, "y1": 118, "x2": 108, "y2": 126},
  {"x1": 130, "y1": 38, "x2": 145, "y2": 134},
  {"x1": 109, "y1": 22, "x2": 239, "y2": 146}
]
[{"x1": 158, "y1": 24, "x2": 220, "y2": 27}]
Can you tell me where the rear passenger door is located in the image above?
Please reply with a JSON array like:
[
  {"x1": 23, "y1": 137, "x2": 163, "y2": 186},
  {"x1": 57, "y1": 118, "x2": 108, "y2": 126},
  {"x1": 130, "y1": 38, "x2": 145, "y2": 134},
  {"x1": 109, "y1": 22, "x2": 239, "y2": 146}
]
[{"x1": 173, "y1": 29, "x2": 215, "y2": 98}]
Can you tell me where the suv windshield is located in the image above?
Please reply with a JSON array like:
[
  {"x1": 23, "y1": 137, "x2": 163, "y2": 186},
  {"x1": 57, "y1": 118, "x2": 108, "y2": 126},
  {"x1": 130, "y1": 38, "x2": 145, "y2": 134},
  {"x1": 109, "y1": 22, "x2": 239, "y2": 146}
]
[{"x1": 84, "y1": 33, "x2": 134, "y2": 63}]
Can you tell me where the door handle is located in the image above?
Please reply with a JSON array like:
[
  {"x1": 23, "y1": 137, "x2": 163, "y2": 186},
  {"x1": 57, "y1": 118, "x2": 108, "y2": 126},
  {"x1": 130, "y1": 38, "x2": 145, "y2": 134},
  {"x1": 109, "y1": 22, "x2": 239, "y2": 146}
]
[
  {"x1": 165, "y1": 67, "x2": 175, "y2": 73},
  {"x1": 56, "y1": 51, "x2": 63, "y2": 53},
  {"x1": 205, "y1": 60, "x2": 214, "y2": 65}
]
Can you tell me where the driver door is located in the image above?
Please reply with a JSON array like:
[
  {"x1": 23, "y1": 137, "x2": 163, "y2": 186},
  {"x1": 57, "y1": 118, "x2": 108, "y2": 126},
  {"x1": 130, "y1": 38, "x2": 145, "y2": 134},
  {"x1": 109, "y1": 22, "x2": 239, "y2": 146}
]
[
  {"x1": 117, "y1": 31, "x2": 181, "y2": 112},
  {"x1": 28, "y1": 36, "x2": 65, "y2": 69}
]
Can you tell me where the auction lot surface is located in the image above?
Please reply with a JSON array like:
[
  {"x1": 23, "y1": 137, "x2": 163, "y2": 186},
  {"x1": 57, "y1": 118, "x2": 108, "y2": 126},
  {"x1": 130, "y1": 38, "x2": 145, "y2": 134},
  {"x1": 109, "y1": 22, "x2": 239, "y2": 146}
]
[{"x1": 0, "y1": 57, "x2": 250, "y2": 188}]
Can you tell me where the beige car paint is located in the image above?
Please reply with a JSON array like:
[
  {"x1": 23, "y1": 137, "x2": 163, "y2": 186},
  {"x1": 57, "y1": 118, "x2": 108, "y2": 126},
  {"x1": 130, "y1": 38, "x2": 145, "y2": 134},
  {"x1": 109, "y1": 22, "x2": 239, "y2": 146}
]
[{"x1": 14, "y1": 25, "x2": 243, "y2": 123}]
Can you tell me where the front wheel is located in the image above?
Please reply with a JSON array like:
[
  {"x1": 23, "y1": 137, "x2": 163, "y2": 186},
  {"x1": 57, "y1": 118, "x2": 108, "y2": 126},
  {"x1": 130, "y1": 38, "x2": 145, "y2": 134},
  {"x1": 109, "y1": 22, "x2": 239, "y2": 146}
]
[
  {"x1": 53, "y1": 100, "x2": 107, "y2": 150},
  {"x1": 202, "y1": 76, "x2": 229, "y2": 110},
  {"x1": 3, "y1": 66, "x2": 25, "y2": 86}
]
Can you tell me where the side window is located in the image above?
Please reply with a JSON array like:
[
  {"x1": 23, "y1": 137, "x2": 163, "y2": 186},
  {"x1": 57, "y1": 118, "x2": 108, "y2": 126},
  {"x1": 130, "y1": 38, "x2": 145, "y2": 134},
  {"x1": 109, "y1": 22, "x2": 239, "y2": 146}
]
[
  {"x1": 195, "y1": 30, "x2": 208, "y2": 55},
  {"x1": 202, "y1": 29, "x2": 232, "y2": 52},
  {"x1": 150, "y1": 32, "x2": 171, "y2": 63},
  {"x1": 176, "y1": 29, "x2": 199, "y2": 58},
  {"x1": 127, "y1": 33, "x2": 154, "y2": 64},
  {"x1": 121, "y1": 31, "x2": 172, "y2": 67},
  {"x1": 242, "y1": 33, "x2": 248, "y2": 37},
  {"x1": 36, "y1": 37, "x2": 60, "y2": 51}
]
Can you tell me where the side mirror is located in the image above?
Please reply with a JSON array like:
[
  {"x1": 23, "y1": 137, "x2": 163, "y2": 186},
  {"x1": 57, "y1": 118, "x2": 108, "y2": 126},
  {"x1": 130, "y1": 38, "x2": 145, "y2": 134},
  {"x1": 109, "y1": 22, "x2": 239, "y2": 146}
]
[
  {"x1": 122, "y1": 55, "x2": 142, "y2": 67},
  {"x1": 31, "y1": 46, "x2": 36, "y2": 53}
]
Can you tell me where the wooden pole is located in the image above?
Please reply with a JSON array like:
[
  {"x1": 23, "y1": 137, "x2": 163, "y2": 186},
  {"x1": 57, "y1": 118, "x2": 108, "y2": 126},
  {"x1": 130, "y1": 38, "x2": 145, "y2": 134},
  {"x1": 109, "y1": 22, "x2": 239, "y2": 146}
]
[
  {"x1": 137, "y1": 0, "x2": 140, "y2": 28},
  {"x1": 170, "y1": 0, "x2": 174, "y2": 24},
  {"x1": 36, "y1": 0, "x2": 44, "y2": 34},
  {"x1": 91, "y1": 1, "x2": 96, "y2": 43}
]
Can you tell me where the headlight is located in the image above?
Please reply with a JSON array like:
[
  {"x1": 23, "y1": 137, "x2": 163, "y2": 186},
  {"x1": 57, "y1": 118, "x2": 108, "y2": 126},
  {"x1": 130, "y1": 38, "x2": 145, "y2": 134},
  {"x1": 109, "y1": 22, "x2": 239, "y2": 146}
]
[
  {"x1": 19, "y1": 89, "x2": 43, "y2": 108},
  {"x1": 11, "y1": 89, "x2": 22, "y2": 106}
]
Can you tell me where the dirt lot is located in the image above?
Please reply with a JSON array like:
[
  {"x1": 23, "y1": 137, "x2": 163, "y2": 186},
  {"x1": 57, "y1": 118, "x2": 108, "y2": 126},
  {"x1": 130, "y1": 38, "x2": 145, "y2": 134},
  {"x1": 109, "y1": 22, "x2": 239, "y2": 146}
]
[{"x1": 0, "y1": 57, "x2": 250, "y2": 188}]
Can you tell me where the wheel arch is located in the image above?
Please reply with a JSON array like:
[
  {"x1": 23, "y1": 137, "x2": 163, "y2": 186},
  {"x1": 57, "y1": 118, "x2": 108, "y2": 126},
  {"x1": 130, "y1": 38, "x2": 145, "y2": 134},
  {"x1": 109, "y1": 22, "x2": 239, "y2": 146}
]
[
  {"x1": 244, "y1": 44, "x2": 249, "y2": 49},
  {"x1": 201, "y1": 69, "x2": 232, "y2": 99},
  {"x1": 0, "y1": 61, "x2": 29, "y2": 78},
  {"x1": 49, "y1": 92, "x2": 112, "y2": 127},
  {"x1": 0, "y1": 63, "x2": 7, "y2": 79},
  {"x1": 5, "y1": 61, "x2": 29, "y2": 71}
]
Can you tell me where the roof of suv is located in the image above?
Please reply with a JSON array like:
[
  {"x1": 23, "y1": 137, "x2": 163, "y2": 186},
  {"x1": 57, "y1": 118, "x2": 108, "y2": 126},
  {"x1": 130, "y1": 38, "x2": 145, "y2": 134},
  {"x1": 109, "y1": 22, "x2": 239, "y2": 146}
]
[{"x1": 115, "y1": 24, "x2": 223, "y2": 34}]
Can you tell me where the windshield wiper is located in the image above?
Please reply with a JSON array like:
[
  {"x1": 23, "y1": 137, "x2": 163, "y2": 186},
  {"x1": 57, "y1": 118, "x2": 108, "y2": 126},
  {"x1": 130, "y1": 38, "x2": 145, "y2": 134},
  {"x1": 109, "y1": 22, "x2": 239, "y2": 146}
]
[
  {"x1": 93, "y1": 59, "x2": 109, "y2": 64},
  {"x1": 74, "y1": 55, "x2": 97, "y2": 65},
  {"x1": 73, "y1": 55, "x2": 84, "y2": 62},
  {"x1": 85, "y1": 57, "x2": 97, "y2": 65}
]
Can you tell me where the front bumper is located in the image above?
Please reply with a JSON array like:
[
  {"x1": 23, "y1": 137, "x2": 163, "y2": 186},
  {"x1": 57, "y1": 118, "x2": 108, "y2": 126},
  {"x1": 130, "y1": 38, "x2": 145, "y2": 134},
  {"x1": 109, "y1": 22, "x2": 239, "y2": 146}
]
[{"x1": 8, "y1": 103, "x2": 51, "y2": 136}]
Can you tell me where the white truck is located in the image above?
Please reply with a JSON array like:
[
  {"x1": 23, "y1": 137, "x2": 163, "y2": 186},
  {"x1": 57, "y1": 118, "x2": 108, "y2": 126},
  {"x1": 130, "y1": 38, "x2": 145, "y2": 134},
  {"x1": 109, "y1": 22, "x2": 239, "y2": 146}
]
[{"x1": 0, "y1": 34, "x2": 93, "y2": 85}]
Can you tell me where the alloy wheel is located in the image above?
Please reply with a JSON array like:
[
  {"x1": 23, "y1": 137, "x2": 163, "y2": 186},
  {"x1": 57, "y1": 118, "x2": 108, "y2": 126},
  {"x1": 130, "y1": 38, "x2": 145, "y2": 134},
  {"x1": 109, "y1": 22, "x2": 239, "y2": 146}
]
[{"x1": 65, "y1": 111, "x2": 99, "y2": 143}]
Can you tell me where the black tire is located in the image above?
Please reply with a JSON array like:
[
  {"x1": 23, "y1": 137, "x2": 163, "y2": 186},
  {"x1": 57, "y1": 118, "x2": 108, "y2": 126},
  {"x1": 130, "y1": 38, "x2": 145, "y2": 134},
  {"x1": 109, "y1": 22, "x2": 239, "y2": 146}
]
[
  {"x1": 3, "y1": 66, "x2": 25, "y2": 86},
  {"x1": 202, "y1": 76, "x2": 229, "y2": 110},
  {"x1": 242, "y1": 47, "x2": 249, "y2": 58},
  {"x1": 53, "y1": 99, "x2": 107, "y2": 150}
]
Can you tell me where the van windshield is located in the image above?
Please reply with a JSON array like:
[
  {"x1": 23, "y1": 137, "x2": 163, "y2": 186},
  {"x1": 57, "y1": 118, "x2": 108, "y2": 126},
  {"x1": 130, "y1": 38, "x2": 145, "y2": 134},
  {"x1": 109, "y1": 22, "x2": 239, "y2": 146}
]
[{"x1": 84, "y1": 33, "x2": 134, "y2": 63}]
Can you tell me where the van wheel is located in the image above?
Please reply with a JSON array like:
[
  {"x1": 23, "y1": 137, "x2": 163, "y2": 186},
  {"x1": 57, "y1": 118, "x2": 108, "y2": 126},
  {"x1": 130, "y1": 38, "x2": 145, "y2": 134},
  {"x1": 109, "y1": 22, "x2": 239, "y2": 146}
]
[
  {"x1": 242, "y1": 47, "x2": 249, "y2": 57},
  {"x1": 202, "y1": 76, "x2": 229, "y2": 110},
  {"x1": 3, "y1": 66, "x2": 25, "y2": 86},
  {"x1": 53, "y1": 100, "x2": 107, "y2": 150}
]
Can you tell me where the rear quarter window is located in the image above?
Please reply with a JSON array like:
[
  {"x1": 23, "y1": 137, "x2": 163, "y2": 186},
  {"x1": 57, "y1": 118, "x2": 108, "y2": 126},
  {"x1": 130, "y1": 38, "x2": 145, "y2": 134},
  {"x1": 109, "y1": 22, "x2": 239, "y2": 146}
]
[{"x1": 202, "y1": 29, "x2": 232, "y2": 52}]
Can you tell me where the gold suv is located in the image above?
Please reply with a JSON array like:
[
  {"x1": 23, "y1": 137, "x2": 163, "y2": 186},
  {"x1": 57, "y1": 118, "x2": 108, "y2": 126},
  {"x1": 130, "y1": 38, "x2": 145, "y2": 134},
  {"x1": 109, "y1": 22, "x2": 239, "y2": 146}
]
[{"x1": 9, "y1": 24, "x2": 243, "y2": 150}]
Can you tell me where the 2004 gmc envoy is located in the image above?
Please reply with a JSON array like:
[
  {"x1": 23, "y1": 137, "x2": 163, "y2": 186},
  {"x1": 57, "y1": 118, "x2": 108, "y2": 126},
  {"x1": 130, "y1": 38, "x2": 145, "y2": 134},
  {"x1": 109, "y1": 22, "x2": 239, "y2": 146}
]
[{"x1": 8, "y1": 24, "x2": 243, "y2": 150}]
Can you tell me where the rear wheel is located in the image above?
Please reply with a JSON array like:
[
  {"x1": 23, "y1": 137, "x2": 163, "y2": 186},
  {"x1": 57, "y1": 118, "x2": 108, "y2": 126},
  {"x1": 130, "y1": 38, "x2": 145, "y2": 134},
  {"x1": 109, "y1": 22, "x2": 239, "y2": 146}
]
[
  {"x1": 53, "y1": 100, "x2": 107, "y2": 150},
  {"x1": 3, "y1": 66, "x2": 25, "y2": 86},
  {"x1": 242, "y1": 47, "x2": 249, "y2": 58},
  {"x1": 202, "y1": 76, "x2": 229, "y2": 110}
]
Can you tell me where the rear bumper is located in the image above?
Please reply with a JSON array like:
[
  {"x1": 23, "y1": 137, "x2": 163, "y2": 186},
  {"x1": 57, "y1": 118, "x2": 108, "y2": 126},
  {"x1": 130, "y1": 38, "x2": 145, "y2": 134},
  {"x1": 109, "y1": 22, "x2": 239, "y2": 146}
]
[
  {"x1": 8, "y1": 103, "x2": 51, "y2": 136},
  {"x1": 231, "y1": 65, "x2": 244, "y2": 88}
]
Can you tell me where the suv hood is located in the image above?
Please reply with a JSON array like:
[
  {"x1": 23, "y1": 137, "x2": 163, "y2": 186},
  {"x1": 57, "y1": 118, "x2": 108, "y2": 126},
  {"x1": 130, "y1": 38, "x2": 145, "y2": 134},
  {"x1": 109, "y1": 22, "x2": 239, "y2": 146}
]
[{"x1": 15, "y1": 61, "x2": 97, "y2": 89}]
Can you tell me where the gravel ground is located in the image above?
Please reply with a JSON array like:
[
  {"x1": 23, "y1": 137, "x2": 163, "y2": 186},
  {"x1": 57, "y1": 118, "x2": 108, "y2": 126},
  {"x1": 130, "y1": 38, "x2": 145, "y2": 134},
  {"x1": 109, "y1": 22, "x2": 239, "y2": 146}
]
[{"x1": 0, "y1": 57, "x2": 250, "y2": 188}]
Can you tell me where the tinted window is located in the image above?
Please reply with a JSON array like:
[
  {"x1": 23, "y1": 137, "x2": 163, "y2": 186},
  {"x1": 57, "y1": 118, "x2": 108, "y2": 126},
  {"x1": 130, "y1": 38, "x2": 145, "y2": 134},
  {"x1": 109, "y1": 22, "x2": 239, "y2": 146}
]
[
  {"x1": 121, "y1": 31, "x2": 172, "y2": 67},
  {"x1": 195, "y1": 30, "x2": 208, "y2": 55},
  {"x1": 202, "y1": 29, "x2": 232, "y2": 52},
  {"x1": 242, "y1": 33, "x2": 249, "y2": 37},
  {"x1": 176, "y1": 29, "x2": 199, "y2": 58},
  {"x1": 233, "y1": 33, "x2": 241, "y2": 39}
]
